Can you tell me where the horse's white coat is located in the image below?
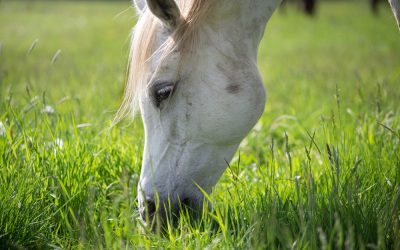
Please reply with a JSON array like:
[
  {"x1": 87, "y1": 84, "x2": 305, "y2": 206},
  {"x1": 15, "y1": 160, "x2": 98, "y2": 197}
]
[{"x1": 132, "y1": 0, "x2": 281, "y2": 219}]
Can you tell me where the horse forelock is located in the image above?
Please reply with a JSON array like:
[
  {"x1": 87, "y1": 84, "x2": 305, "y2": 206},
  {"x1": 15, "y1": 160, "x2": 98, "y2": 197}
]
[{"x1": 113, "y1": 0, "x2": 213, "y2": 124}]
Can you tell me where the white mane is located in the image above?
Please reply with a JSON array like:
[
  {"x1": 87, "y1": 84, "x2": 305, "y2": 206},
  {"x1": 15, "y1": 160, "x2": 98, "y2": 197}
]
[{"x1": 115, "y1": 0, "x2": 213, "y2": 123}]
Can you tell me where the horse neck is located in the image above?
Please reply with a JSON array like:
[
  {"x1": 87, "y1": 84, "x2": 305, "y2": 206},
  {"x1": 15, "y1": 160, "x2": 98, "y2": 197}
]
[{"x1": 206, "y1": 0, "x2": 281, "y2": 58}]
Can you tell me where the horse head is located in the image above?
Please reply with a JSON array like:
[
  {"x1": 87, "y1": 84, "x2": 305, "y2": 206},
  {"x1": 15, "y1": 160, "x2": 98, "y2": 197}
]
[{"x1": 121, "y1": 0, "x2": 280, "y2": 226}]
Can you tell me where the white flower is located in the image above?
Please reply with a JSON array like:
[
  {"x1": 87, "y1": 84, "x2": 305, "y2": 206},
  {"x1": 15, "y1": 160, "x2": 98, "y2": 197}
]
[
  {"x1": 44, "y1": 138, "x2": 64, "y2": 154},
  {"x1": 385, "y1": 176, "x2": 393, "y2": 187},
  {"x1": 346, "y1": 108, "x2": 353, "y2": 116},
  {"x1": 55, "y1": 138, "x2": 64, "y2": 149},
  {"x1": 294, "y1": 175, "x2": 301, "y2": 181},
  {"x1": 77, "y1": 123, "x2": 92, "y2": 129},
  {"x1": 0, "y1": 122, "x2": 5, "y2": 137},
  {"x1": 42, "y1": 105, "x2": 55, "y2": 114},
  {"x1": 315, "y1": 153, "x2": 323, "y2": 165}
]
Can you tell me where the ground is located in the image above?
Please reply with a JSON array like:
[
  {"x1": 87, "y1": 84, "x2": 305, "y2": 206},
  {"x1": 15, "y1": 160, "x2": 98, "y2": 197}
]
[{"x1": 0, "y1": 1, "x2": 399, "y2": 249}]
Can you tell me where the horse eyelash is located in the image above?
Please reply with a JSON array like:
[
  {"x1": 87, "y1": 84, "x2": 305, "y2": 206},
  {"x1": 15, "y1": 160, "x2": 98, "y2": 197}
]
[{"x1": 153, "y1": 83, "x2": 174, "y2": 108}]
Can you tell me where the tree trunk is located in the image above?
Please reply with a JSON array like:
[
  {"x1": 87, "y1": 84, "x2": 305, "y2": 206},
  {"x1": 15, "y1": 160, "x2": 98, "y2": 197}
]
[
  {"x1": 371, "y1": 0, "x2": 379, "y2": 15},
  {"x1": 303, "y1": 0, "x2": 316, "y2": 15}
]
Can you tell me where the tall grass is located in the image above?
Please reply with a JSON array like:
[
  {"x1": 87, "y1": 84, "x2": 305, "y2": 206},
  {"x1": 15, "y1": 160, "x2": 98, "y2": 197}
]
[{"x1": 0, "y1": 1, "x2": 399, "y2": 248}]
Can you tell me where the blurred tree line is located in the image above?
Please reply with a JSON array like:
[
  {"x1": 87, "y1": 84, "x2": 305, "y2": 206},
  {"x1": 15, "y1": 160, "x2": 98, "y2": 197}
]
[
  {"x1": 282, "y1": 0, "x2": 389, "y2": 15},
  {"x1": 9, "y1": 0, "x2": 390, "y2": 17}
]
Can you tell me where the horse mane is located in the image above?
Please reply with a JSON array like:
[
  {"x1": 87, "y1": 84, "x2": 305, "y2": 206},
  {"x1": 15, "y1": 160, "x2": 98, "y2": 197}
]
[{"x1": 114, "y1": 0, "x2": 213, "y2": 124}]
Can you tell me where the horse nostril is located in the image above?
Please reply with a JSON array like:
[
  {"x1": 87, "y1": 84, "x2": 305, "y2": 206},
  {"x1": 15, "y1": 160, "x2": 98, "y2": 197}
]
[
  {"x1": 182, "y1": 197, "x2": 192, "y2": 207},
  {"x1": 181, "y1": 197, "x2": 197, "y2": 212},
  {"x1": 145, "y1": 199, "x2": 156, "y2": 217}
]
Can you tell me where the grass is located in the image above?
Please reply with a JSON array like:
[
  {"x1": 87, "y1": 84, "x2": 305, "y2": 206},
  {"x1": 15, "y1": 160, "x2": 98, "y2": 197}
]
[{"x1": 1, "y1": 0, "x2": 400, "y2": 249}]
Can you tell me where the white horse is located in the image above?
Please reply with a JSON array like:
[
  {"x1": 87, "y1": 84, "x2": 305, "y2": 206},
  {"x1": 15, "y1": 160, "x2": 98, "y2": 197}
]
[{"x1": 119, "y1": 0, "x2": 400, "y2": 225}]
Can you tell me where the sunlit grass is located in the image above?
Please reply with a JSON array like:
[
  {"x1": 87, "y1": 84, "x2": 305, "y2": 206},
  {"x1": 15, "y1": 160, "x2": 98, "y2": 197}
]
[{"x1": 0, "y1": 1, "x2": 399, "y2": 249}]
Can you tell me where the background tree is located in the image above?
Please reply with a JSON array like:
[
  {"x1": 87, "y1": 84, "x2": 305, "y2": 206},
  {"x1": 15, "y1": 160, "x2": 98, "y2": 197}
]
[{"x1": 303, "y1": 0, "x2": 316, "y2": 15}]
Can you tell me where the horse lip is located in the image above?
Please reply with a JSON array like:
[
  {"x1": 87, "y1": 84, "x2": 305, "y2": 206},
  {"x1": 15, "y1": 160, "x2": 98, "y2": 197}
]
[{"x1": 138, "y1": 195, "x2": 205, "y2": 230}]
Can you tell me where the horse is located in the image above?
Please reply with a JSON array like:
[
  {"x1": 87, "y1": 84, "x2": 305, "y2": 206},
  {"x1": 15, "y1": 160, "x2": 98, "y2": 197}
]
[{"x1": 118, "y1": 0, "x2": 400, "y2": 227}]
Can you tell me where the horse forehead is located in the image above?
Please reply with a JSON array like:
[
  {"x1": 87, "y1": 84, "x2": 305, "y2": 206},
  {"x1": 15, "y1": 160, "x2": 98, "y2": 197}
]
[{"x1": 149, "y1": 25, "x2": 252, "y2": 85}]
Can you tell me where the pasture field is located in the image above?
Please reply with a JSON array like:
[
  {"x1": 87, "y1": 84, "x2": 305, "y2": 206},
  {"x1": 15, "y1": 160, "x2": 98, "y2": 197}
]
[{"x1": 1, "y1": 1, "x2": 400, "y2": 249}]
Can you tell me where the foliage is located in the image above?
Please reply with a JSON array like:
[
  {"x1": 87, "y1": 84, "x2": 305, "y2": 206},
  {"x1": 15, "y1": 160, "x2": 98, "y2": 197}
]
[{"x1": 0, "y1": 1, "x2": 399, "y2": 249}]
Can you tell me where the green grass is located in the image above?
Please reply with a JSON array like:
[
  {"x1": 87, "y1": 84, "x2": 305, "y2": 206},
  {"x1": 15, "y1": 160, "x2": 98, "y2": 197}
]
[{"x1": 1, "y1": 1, "x2": 400, "y2": 249}]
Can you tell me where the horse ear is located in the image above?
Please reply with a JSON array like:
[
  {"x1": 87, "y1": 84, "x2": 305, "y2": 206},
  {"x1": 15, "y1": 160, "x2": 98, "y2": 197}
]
[
  {"x1": 133, "y1": 0, "x2": 147, "y2": 15},
  {"x1": 146, "y1": 0, "x2": 182, "y2": 29}
]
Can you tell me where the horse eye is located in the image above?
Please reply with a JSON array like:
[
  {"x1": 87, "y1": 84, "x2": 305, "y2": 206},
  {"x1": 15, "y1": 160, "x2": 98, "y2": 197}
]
[{"x1": 154, "y1": 84, "x2": 174, "y2": 107}]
